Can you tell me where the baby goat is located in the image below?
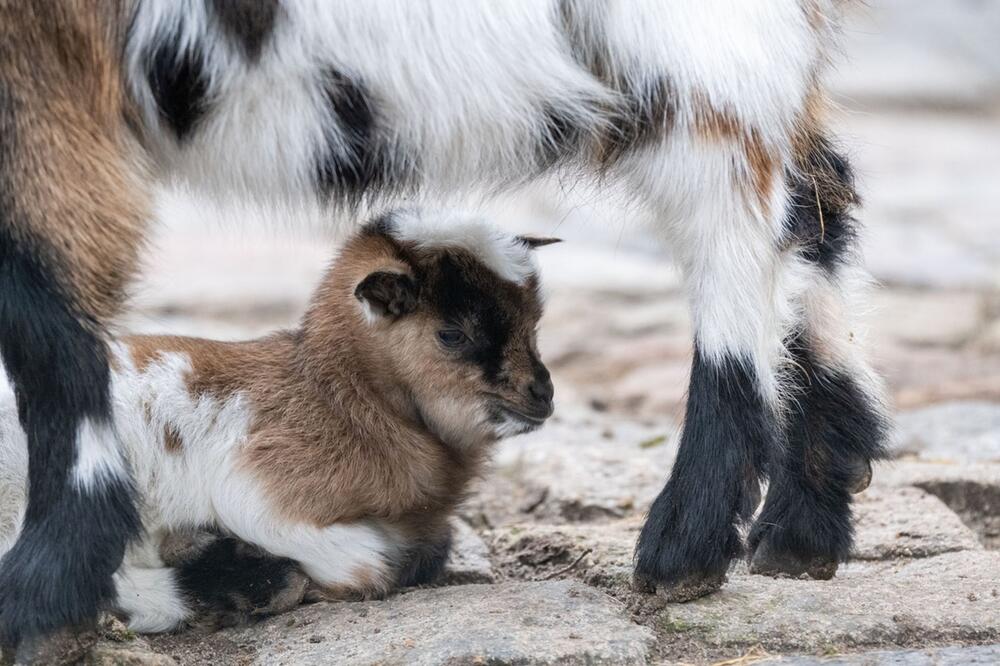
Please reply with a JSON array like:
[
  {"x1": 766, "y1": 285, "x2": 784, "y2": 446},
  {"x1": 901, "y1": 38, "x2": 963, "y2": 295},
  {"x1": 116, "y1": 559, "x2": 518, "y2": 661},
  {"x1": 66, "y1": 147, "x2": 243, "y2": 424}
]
[{"x1": 0, "y1": 209, "x2": 555, "y2": 632}]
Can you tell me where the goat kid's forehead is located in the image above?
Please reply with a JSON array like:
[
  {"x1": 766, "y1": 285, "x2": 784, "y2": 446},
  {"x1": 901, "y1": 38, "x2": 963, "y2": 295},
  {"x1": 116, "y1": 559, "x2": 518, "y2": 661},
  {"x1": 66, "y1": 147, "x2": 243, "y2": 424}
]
[{"x1": 420, "y1": 250, "x2": 543, "y2": 380}]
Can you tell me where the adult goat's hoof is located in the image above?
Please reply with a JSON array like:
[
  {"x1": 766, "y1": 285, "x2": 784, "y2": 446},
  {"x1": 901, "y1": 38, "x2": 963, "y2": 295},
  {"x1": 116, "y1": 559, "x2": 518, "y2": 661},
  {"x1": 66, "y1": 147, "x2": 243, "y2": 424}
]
[
  {"x1": 633, "y1": 571, "x2": 726, "y2": 602},
  {"x1": 749, "y1": 540, "x2": 837, "y2": 580}
]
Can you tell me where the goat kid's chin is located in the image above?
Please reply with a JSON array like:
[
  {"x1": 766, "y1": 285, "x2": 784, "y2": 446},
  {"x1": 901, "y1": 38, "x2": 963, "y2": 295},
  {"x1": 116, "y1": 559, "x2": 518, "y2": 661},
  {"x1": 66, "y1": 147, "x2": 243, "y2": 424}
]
[{"x1": 488, "y1": 400, "x2": 553, "y2": 439}]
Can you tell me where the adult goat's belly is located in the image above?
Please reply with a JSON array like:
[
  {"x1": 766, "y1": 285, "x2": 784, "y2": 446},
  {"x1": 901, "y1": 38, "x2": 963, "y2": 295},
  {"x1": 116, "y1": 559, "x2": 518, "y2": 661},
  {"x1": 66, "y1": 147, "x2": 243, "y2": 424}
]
[{"x1": 128, "y1": 0, "x2": 821, "y2": 203}]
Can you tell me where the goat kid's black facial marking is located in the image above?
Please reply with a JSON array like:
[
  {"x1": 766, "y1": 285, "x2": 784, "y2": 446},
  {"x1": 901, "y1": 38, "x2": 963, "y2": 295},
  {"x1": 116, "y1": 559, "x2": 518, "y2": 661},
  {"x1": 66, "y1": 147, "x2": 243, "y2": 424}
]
[
  {"x1": 355, "y1": 271, "x2": 419, "y2": 319},
  {"x1": 634, "y1": 347, "x2": 774, "y2": 595},
  {"x1": 748, "y1": 331, "x2": 889, "y2": 573},
  {"x1": 429, "y1": 254, "x2": 513, "y2": 383},
  {"x1": 0, "y1": 97, "x2": 141, "y2": 642},
  {"x1": 209, "y1": 0, "x2": 280, "y2": 61},
  {"x1": 784, "y1": 135, "x2": 860, "y2": 273},
  {"x1": 142, "y1": 28, "x2": 211, "y2": 142}
]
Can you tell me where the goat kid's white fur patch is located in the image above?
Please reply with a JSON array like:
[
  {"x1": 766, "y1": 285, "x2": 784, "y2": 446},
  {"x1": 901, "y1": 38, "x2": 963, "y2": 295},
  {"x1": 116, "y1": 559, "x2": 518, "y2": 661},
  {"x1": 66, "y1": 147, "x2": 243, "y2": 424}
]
[
  {"x1": 388, "y1": 209, "x2": 538, "y2": 285},
  {"x1": 114, "y1": 566, "x2": 191, "y2": 634}
]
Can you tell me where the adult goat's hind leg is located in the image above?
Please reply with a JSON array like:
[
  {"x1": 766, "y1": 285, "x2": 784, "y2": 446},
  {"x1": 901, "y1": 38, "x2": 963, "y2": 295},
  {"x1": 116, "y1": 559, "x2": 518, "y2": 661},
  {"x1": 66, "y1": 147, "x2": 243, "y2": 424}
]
[
  {"x1": 0, "y1": 27, "x2": 150, "y2": 643},
  {"x1": 630, "y1": 141, "x2": 789, "y2": 600},
  {"x1": 749, "y1": 134, "x2": 891, "y2": 578}
]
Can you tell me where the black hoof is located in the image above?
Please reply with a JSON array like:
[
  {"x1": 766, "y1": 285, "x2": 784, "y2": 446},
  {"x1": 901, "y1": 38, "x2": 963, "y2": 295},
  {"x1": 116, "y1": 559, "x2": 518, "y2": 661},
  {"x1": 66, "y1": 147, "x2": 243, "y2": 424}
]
[
  {"x1": 658, "y1": 574, "x2": 727, "y2": 602},
  {"x1": 639, "y1": 572, "x2": 727, "y2": 602},
  {"x1": 749, "y1": 539, "x2": 837, "y2": 580}
]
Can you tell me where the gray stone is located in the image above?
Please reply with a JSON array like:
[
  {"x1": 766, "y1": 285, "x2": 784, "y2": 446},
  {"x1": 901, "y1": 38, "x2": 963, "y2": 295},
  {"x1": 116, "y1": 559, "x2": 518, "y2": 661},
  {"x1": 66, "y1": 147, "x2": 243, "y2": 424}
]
[
  {"x1": 465, "y1": 408, "x2": 678, "y2": 527},
  {"x1": 490, "y1": 519, "x2": 641, "y2": 594},
  {"x1": 873, "y1": 461, "x2": 1000, "y2": 550},
  {"x1": 152, "y1": 581, "x2": 653, "y2": 665},
  {"x1": 853, "y1": 486, "x2": 982, "y2": 560},
  {"x1": 664, "y1": 551, "x2": 1000, "y2": 651},
  {"x1": 488, "y1": 486, "x2": 982, "y2": 597},
  {"x1": 761, "y1": 644, "x2": 1000, "y2": 665},
  {"x1": 85, "y1": 645, "x2": 177, "y2": 666},
  {"x1": 894, "y1": 402, "x2": 1000, "y2": 463}
]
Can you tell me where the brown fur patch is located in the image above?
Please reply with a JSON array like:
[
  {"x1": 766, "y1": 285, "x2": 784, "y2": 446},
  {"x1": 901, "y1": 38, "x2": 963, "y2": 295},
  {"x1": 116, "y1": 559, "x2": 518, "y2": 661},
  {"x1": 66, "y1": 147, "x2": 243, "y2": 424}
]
[
  {"x1": 163, "y1": 423, "x2": 184, "y2": 453},
  {"x1": 692, "y1": 94, "x2": 778, "y2": 213},
  {"x1": 0, "y1": 3, "x2": 150, "y2": 324}
]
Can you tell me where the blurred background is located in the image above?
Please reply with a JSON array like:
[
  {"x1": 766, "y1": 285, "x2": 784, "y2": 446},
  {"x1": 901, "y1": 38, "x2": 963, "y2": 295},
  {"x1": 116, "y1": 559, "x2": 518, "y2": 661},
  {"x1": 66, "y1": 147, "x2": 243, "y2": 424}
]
[{"x1": 127, "y1": 1, "x2": 1000, "y2": 464}]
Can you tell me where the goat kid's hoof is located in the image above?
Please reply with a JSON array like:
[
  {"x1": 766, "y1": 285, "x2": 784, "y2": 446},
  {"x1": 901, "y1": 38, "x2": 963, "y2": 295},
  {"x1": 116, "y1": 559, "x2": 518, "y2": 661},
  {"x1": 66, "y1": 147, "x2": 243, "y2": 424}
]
[
  {"x1": 848, "y1": 458, "x2": 874, "y2": 494},
  {"x1": 252, "y1": 569, "x2": 310, "y2": 617},
  {"x1": 633, "y1": 571, "x2": 726, "y2": 602},
  {"x1": 749, "y1": 541, "x2": 837, "y2": 581}
]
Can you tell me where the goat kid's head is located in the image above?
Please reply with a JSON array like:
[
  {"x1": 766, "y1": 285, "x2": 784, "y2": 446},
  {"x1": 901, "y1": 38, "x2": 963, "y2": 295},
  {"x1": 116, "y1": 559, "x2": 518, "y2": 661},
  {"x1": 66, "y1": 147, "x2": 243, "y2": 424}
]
[{"x1": 320, "y1": 209, "x2": 557, "y2": 446}]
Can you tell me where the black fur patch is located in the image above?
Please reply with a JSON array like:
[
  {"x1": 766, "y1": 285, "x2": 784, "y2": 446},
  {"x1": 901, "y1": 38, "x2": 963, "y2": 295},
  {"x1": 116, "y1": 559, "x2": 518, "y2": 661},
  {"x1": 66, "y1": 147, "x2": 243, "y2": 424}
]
[
  {"x1": 209, "y1": 0, "x2": 280, "y2": 61},
  {"x1": 557, "y1": 0, "x2": 675, "y2": 166},
  {"x1": 360, "y1": 212, "x2": 397, "y2": 239},
  {"x1": 784, "y1": 135, "x2": 860, "y2": 273},
  {"x1": 536, "y1": 105, "x2": 587, "y2": 170},
  {"x1": 749, "y1": 331, "x2": 890, "y2": 563},
  {"x1": 395, "y1": 527, "x2": 453, "y2": 588},
  {"x1": 634, "y1": 348, "x2": 774, "y2": 588},
  {"x1": 176, "y1": 536, "x2": 302, "y2": 620},
  {"x1": 144, "y1": 34, "x2": 211, "y2": 141},
  {"x1": 430, "y1": 253, "x2": 511, "y2": 383},
  {"x1": 315, "y1": 69, "x2": 397, "y2": 203},
  {"x1": 598, "y1": 77, "x2": 676, "y2": 167}
]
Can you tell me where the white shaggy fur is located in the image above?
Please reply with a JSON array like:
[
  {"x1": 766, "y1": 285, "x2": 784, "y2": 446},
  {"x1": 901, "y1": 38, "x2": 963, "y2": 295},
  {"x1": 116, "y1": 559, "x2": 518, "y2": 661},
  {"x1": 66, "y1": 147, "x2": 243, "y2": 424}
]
[
  {"x1": 127, "y1": 0, "x2": 831, "y2": 202},
  {"x1": 388, "y1": 209, "x2": 538, "y2": 286},
  {"x1": 114, "y1": 567, "x2": 191, "y2": 633},
  {"x1": 71, "y1": 419, "x2": 128, "y2": 491}
]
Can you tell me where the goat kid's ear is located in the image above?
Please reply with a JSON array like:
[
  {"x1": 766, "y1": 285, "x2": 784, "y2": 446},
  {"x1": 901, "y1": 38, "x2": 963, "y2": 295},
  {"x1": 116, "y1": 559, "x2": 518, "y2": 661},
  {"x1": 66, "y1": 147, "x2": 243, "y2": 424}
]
[
  {"x1": 354, "y1": 271, "x2": 419, "y2": 320},
  {"x1": 515, "y1": 235, "x2": 562, "y2": 249}
]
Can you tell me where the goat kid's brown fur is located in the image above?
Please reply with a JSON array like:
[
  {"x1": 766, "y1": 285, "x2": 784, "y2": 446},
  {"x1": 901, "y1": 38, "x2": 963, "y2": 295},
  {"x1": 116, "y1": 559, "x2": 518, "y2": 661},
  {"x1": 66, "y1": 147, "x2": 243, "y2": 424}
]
[{"x1": 126, "y1": 229, "x2": 536, "y2": 545}]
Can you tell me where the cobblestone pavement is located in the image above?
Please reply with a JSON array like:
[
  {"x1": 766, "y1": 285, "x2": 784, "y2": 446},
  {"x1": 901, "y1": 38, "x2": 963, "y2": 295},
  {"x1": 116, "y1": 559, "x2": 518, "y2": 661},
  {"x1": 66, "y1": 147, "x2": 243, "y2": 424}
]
[{"x1": 77, "y1": 2, "x2": 1000, "y2": 664}]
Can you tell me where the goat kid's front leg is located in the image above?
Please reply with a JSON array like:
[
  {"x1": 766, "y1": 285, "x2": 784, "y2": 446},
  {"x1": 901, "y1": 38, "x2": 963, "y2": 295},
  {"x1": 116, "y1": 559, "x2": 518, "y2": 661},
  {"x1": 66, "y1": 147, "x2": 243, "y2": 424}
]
[
  {"x1": 215, "y1": 479, "x2": 400, "y2": 603},
  {"x1": 631, "y1": 146, "x2": 787, "y2": 600}
]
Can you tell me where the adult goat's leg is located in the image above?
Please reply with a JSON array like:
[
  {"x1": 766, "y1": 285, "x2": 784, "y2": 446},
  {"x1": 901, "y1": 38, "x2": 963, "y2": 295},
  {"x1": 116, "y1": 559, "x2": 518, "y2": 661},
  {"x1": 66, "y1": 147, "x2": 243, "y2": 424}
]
[
  {"x1": 0, "y1": 20, "x2": 150, "y2": 643},
  {"x1": 631, "y1": 142, "x2": 789, "y2": 600},
  {"x1": 749, "y1": 133, "x2": 891, "y2": 578}
]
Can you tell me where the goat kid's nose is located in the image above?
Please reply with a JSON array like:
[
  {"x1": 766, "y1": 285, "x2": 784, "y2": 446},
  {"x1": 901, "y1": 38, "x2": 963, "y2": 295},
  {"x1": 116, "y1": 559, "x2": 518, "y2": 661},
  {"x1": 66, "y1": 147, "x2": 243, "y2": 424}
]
[{"x1": 528, "y1": 374, "x2": 554, "y2": 406}]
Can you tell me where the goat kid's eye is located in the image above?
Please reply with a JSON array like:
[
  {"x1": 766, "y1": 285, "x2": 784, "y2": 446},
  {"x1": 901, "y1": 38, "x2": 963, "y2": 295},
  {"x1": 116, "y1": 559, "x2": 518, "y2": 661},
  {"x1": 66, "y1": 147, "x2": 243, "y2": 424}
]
[{"x1": 437, "y1": 329, "x2": 468, "y2": 348}]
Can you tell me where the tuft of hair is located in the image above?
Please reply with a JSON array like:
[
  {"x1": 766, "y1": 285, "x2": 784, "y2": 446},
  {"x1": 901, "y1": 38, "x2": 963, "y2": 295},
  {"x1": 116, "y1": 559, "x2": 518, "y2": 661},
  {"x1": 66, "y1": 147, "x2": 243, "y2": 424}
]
[{"x1": 373, "y1": 208, "x2": 539, "y2": 285}]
